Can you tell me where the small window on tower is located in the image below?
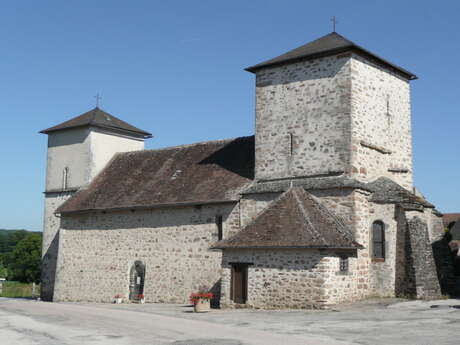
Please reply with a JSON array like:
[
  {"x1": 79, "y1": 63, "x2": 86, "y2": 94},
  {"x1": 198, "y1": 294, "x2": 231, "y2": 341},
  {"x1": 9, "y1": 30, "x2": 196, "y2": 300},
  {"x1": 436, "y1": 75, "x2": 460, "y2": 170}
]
[
  {"x1": 339, "y1": 256, "x2": 349, "y2": 272},
  {"x1": 372, "y1": 221, "x2": 385, "y2": 260},
  {"x1": 62, "y1": 167, "x2": 69, "y2": 190},
  {"x1": 216, "y1": 215, "x2": 223, "y2": 240},
  {"x1": 386, "y1": 95, "x2": 391, "y2": 127},
  {"x1": 288, "y1": 133, "x2": 294, "y2": 156}
]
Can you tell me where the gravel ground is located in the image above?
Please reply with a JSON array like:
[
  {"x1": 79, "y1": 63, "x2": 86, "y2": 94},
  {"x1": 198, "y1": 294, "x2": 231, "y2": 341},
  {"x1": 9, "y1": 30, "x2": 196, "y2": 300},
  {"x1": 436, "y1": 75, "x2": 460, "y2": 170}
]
[{"x1": 0, "y1": 297, "x2": 458, "y2": 345}]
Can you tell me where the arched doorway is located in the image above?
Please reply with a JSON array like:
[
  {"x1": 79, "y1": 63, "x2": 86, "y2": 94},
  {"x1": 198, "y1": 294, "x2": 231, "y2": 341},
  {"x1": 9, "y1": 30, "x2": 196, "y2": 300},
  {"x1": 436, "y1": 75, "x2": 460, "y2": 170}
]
[{"x1": 129, "y1": 261, "x2": 146, "y2": 301}]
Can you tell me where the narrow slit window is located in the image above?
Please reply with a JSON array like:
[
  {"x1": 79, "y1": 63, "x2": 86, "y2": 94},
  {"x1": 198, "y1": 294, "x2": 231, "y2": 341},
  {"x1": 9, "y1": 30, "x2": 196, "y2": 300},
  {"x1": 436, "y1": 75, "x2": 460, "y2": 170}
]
[
  {"x1": 289, "y1": 133, "x2": 294, "y2": 156},
  {"x1": 216, "y1": 215, "x2": 223, "y2": 240},
  {"x1": 372, "y1": 221, "x2": 385, "y2": 260},
  {"x1": 386, "y1": 95, "x2": 391, "y2": 127},
  {"x1": 62, "y1": 167, "x2": 69, "y2": 190}
]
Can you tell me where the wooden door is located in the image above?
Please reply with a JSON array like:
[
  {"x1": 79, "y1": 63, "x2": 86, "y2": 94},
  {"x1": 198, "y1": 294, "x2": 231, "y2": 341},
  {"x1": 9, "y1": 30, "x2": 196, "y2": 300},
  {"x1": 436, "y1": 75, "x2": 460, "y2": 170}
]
[{"x1": 231, "y1": 264, "x2": 247, "y2": 304}]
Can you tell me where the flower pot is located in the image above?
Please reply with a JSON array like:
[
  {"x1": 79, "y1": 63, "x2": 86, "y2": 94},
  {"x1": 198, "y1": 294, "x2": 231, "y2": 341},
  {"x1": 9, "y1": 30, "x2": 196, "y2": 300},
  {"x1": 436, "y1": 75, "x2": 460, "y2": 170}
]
[
  {"x1": 194, "y1": 298, "x2": 211, "y2": 313},
  {"x1": 115, "y1": 298, "x2": 123, "y2": 304},
  {"x1": 140, "y1": 298, "x2": 145, "y2": 304}
]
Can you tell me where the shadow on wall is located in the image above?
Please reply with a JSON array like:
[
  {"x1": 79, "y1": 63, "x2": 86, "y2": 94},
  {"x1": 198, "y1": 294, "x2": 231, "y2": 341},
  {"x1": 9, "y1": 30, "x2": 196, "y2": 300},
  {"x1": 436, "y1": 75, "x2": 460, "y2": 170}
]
[
  {"x1": 395, "y1": 215, "x2": 443, "y2": 299},
  {"x1": 432, "y1": 232, "x2": 458, "y2": 296},
  {"x1": 209, "y1": 278, "x2": 221, "y2": 308},
  {"x1": 199, "y1": 136, "x2": 255, "y2": 180},
  {"x1": 40, "y1": 231, "x2": 60, "y2": 301}
]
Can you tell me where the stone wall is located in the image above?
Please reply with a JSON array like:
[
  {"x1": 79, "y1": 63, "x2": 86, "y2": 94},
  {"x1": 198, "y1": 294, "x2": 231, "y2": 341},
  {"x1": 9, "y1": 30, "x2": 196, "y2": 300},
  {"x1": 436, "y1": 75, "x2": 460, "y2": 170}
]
[
  {"x1": 350, "y1": 54, "x2": 413, "y2": 189},
  {"x1": 367, "y1": 203, "x2": 399, "y2": 296},
  {"x1": 254, "y1": 54, "x2": 352, "y2": 181},
  {"x1": 239, "y1": 192, "x2": 280, "y2": 227},
  {"x1": 403, "y1": 214, "x2": 441, "y2": 298},
  {"x1": 220, "y1": 249, "x2": 359, "y2": 309},
  {"x1": 41, "y1": 191, "x2": 74, "y2": 301},
  {"x1": 54, "y1": 203, "x2": 240, "y2": 303}
]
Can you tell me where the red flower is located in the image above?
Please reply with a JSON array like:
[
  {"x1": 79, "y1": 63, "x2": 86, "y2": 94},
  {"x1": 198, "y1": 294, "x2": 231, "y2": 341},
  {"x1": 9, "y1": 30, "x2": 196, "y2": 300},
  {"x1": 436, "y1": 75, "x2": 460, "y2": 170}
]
[{"x1": 189, "y1": 292, "x2": 213, "y2": 305}]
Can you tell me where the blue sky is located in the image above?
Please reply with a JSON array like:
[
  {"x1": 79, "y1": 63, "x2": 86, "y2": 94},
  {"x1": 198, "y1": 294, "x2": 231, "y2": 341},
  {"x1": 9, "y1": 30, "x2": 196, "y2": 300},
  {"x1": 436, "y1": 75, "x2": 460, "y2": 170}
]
[{"x1": 0, "y1": 1, "x2": 458, "y2": 231}]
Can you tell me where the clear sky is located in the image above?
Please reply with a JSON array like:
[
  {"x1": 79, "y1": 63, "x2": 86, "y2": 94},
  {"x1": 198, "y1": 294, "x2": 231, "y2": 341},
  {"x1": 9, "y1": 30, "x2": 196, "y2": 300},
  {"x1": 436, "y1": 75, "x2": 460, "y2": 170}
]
[{"x1": 1, "y1": 1, "x2": 458, "y2": 231}]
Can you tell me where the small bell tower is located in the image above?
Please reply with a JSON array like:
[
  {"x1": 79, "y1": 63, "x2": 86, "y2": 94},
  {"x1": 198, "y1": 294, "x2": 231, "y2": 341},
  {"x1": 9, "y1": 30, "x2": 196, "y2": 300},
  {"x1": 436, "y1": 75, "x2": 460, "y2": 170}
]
[{"x1": 40, "y1": 107, "x2": 152, "y2": 301}]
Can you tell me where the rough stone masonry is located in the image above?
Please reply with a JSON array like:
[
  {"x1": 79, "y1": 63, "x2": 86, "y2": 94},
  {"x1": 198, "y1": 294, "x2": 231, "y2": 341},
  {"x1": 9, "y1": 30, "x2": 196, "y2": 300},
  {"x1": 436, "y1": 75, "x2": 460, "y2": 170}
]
[{"x1": 40, "y1": 32, "x2": 445, "y2": 308}]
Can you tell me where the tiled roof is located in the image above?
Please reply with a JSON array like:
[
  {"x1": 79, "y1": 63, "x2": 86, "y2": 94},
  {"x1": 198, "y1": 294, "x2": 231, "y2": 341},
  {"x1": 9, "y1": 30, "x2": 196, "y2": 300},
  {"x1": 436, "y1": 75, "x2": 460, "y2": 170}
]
[
  {"x1": 367, "y1": 177, "x2": 434, "y2": 209},
  {"x1": 245, "y1": 32, "x2": 417, "y2": 80},
  {"x1": 57, "y1": 136, "x2": 255, "y2": 214},
  {"x1": 212, "y1": 186, "x2": 361, "y2": 249},
  {"x1": 40, "y1": 107, "x2": 152, "y2": 138}
]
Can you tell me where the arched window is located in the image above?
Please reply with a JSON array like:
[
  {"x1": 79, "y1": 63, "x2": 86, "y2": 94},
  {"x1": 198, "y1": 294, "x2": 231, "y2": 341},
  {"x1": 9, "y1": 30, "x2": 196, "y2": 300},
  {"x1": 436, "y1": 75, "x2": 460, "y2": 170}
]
[
  {"x1": 372, "y1": 221, "x2": 385, "y2": 260},
  {"x1": 62, "y1": 167, "x2": 69, "y2": 190}
]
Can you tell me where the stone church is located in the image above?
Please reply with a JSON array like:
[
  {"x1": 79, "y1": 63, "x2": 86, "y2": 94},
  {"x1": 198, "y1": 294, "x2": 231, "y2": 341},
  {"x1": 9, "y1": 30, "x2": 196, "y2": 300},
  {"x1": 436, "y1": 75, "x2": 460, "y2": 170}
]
[{"x1": 40, "y1": 32, "x2": 444, "y2": 309}]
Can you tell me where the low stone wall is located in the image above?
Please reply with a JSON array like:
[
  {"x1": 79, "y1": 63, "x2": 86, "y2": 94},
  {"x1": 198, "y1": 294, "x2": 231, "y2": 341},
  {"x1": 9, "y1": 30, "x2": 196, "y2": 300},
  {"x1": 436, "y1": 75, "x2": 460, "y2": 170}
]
[{"x1": 220, "y1": 249, "x2": 360, "y2": 309}]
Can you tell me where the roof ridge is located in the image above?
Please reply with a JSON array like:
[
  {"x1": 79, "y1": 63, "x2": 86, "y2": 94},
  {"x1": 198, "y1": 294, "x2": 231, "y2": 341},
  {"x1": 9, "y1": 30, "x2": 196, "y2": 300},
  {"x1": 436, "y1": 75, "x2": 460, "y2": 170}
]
[
  {"x1": 118, "y1": 135, "x2": 254, "y2": 155},
  {"x1": 292, "y1": 188, "x2": 326, "y2": 245},
  {"x1": 245, "y1": 32, "x2": 416, "y2": 79}
]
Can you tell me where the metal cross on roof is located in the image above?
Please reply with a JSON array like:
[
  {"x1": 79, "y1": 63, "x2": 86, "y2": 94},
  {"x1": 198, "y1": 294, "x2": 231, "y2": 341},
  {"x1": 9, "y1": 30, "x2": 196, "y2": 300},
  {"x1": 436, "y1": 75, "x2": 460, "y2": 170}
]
[
  {"x1": 331, "y1": 16, "x2": 338, "y2": 32},
  {"x1": 94, "y1": 93, "x2": 102, "y2": 108}
]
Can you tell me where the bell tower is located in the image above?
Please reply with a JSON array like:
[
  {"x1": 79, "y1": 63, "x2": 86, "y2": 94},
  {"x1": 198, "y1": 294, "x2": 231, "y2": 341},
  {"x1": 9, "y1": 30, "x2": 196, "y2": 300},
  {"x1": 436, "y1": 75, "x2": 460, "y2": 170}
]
[
  {"x1": 247, "y1": 32, "x2": 416, "y2": 190},
  {"x1": 40, "y1": 107, "x2": 152, "y2": 301}
]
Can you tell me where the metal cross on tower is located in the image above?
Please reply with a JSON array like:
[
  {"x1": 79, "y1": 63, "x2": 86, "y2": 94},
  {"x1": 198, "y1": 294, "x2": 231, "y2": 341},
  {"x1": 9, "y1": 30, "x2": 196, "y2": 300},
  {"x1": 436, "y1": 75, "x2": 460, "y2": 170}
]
[
  {"x1": 331, "y1": 16, "x2": 338, "y2": 32},
  {"x1": 94, "y1": 93, "x2": 102, "y2": 108}
]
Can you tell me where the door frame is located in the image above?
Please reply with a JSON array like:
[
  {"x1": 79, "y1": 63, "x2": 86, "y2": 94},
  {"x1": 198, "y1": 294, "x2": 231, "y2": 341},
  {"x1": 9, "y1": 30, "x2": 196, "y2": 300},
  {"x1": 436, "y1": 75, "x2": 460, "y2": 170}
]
[{"x1": 230, "y1": 262, "x2": 252, "y2": 304}]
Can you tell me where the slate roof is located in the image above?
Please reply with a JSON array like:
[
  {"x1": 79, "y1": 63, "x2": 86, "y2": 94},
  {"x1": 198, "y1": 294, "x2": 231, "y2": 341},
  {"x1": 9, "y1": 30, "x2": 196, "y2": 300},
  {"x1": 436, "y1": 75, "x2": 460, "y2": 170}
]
[
  {"x1": 212, "y1": 186, "x2": 362, "y2": 249},
  {"x1": 40, "y1": 107, "x2": 152, "y2": 138},
  {"x1": 57, "y1": 136, "x2": 254, "y2": 214},
  {"x1": 246, "y1": 32, "x2": 417, "y2": 80},
  {"x1": 367, "y1": 177, "x2": 434, "y2": 210},
  {"x1": 243, "y1": 176, "x2": 371, "y2": 195}
]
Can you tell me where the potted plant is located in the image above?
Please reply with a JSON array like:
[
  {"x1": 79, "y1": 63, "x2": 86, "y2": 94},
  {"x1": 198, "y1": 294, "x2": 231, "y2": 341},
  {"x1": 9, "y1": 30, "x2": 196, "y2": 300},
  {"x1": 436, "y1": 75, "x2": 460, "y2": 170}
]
[
  {"x1": 114, "y1": 294, "x2": 123, "y2": 304},
  {"x1": 189, "y1": 286, "x2": 213, "y2": 313},
  {"x1": 137, "y1": 294, "x2": 145, "y2": 304}
]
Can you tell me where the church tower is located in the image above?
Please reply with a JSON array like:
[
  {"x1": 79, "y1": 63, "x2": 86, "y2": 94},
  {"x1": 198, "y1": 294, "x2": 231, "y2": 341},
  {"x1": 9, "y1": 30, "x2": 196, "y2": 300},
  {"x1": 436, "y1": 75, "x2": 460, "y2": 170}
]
[
  {"x1": 247, "y1": 32, "x2": 416, "y2": 190},
  {"x1": 40, "y1": 107, "x2": 151, "y2": 301}
]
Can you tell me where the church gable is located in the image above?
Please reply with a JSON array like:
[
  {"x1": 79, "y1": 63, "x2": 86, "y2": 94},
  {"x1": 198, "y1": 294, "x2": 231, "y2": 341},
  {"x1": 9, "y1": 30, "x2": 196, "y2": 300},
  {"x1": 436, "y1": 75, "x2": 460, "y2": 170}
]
[{"x1": 57, "y1": 136, "x2": 254, "y2": 214}]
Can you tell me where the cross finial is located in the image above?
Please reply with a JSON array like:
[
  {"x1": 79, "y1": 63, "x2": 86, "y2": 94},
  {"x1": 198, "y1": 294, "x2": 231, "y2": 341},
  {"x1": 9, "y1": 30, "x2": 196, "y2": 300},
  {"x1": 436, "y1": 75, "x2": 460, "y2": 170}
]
[
  {"x1": 331, "y1": 16, "x2": 338, "y2": 32},
  {"x1": 94, "y1": 93, "x2": 102, "y2": 108}
]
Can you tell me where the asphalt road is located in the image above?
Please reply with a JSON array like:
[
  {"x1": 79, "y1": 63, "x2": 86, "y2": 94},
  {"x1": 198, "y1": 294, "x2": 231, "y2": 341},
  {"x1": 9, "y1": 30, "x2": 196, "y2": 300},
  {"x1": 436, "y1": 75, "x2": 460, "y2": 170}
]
[{"x1": 0, "y1": 298, "x2": 459, "y2": 345}]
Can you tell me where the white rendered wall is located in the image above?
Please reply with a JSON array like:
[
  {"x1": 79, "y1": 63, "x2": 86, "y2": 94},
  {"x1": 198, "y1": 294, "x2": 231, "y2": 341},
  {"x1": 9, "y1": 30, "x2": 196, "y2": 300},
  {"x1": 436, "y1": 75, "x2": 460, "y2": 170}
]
[
  {"x1": 89, "y1": 128, "x2": 144, "y2": 181},
  {"x1": 45, "y1": 127, "x2": 91, "y2": 191}
]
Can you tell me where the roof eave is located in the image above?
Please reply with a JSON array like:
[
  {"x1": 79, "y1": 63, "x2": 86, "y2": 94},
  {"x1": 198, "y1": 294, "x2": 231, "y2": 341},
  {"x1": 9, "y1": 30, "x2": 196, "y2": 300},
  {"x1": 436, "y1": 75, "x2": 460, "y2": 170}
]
[
  {"x1": 56, "y1": 198, "x2": 239, "y2": 215},
  {"x1": 245, "y1": 46, "x2": 417, "y2": 80},
  {"x1": 211, "y1": 244, "x2": 362, "y2": 250},
  {"x1": 40, "y1": 123, "x2": 152, "y2": 139}
]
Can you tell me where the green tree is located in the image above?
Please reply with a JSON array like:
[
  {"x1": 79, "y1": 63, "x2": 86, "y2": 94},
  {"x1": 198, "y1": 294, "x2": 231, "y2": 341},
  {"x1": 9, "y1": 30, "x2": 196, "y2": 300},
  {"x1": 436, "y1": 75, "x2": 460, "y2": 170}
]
[
  {"x1": 8, "y1": 233, "x2": 42, "y2": 283},
  {"x1": 0, "y1": 254, "x2": 8, "y2": 278}
]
